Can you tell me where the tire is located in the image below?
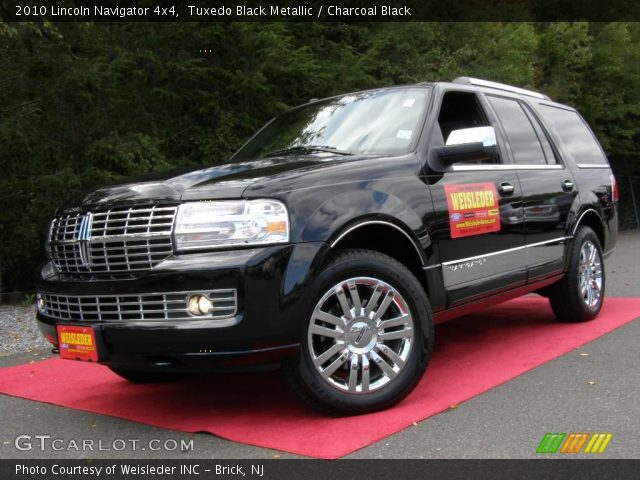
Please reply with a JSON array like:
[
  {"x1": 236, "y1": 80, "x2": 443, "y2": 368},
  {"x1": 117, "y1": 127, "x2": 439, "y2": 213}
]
[
  {"x1": 547, "y1": 226, "x2": 605, "y2": 322},
  {"x1": 284, "y1": 248, "x2": 433, "y2": 415},
  {"x1": 109, "y1": 367, "x2": 186, "y2": 384}
]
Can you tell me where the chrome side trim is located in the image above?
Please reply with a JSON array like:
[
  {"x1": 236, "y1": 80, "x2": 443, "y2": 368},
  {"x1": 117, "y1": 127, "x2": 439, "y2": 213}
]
[
  {"x1": 330, "y1": 220, "x2": 426, "y2": 266},
  {"x1": 451, "y1": 164, "x2": 563, "y2": 171},
  {"x1": 442, "y1": 245, "x2": 522, "y2": 266},
  {"x1": 576, "y1": 163, "x2": 610, "y2": 169},
  {"x1": 525, "y1": 237, "x2": 573, "y2": 248},
  {"x1": 441, "y1": 236, "x2": 572, "y2": 267},
  {"x1": 441, "y1": 237, "x2": 571, "y2": 288},
  {"x1": 571, "y1": 209, "x2": 603, "y2": 235},
  {"x1": 422, "y1": 263, "x2": 442, "y2": 270}
]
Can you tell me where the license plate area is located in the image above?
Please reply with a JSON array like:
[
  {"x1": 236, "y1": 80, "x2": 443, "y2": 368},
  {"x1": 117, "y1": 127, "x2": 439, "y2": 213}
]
[{"x1": 57, "y1": 325, "x2": 100, "y2": 362}]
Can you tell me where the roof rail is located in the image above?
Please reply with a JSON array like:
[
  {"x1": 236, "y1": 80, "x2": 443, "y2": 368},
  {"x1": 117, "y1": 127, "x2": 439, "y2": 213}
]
[{"x1": 453, "y1": 77, "x2": 551, "y2": 101}]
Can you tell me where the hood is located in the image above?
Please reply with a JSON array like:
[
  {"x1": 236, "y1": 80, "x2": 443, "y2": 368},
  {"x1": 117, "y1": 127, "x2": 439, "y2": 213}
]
[{"x1": 63, "y1": 155, "x2": 368, "y2": 211}]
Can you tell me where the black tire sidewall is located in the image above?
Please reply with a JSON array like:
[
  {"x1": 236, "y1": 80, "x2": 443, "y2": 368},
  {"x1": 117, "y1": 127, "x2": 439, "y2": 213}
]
[
  {"x1": 550, "y1": 226, "x2": 605, "y2": 322},
  {"x1": 571, "y1": 228, "x2": 606, "y2": 315}
]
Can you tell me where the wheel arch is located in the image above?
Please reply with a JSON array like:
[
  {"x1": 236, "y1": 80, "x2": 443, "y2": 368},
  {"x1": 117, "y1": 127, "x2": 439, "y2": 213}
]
[
  {"x1": 328, "y1": 219, "x2": 431, "y2": 298},
  {"x1": 571, "y1": 208, "x2": 605, "y2": 249}
]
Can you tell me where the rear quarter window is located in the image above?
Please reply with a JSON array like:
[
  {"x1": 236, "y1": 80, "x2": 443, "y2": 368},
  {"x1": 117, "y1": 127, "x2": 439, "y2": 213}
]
[{"x1": 536, "y1": 105, "x2": 608, "y2": 165}]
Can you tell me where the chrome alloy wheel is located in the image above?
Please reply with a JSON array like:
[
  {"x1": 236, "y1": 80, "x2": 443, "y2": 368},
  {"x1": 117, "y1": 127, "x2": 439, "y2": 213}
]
[
  {"x1": 307, "y1": 277, "x2": 414, "y2": 394},
  {"x1": 579, "y1": 240, "x2": 603, "y2": 308}
]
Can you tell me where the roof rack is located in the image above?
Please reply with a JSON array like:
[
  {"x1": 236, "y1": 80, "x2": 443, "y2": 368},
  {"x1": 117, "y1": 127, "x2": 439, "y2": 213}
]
[{"x1": 453, "y1": 77, "x2": 551, "y2": 101}]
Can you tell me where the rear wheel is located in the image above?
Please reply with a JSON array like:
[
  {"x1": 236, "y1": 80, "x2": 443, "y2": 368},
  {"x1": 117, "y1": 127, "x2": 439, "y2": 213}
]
[
  {"x1": 547, "y1": 226, "x2": 605, "y2": 322},
  {"x1": 284, "y1": 249, "x2": 433, "y2": 415}
]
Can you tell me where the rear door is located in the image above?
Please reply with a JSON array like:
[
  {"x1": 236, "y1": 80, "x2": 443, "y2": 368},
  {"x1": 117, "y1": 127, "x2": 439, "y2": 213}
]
[
  {"x1": 425, "y1": 88, "x2": 526, "y2": 306},
  {"x1": 484, "y1": 94, "x2": 576, "y2": 281}
]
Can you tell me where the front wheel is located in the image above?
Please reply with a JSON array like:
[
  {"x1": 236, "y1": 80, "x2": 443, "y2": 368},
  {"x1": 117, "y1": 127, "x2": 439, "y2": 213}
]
[
  {"x1": 284, "y1": 249, "x2": 433, "y2": 415},
  {"x1": 548, "y1": 226, "x2": 605, "y2": 322}
]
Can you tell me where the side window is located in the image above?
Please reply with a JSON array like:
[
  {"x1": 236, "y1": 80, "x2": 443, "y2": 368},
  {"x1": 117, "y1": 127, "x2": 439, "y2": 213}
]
[
  {"x1": 521, "y1": 104, "x2": 558, "y2": 164},
  {"x1": 536, "y1": 105, "x2": 608, "y2": 165},
  {"x1": 487, "y1": 95, "x2": 548, "y2": 165},
  {"x1": 437, "y1": 91, "x2": 498, "y2": 164}
]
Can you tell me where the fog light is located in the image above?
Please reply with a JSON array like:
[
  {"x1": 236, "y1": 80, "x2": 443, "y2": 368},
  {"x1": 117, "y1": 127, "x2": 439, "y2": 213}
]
[
  {"x1": 198, "y1": 296, "x2": 213, "y2": 314},
  {"x1": 187, "y1": 294, "x2": 213, "y2": 316},
  {"x1": 187, "y1": 296, "x2": 200, "y2": 315}
]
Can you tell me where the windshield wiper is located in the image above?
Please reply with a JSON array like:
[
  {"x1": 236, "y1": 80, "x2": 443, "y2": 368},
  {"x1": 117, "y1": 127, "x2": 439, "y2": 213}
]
[{"x1": 265, "y1": 145, "x2": 352, "y2": 157}]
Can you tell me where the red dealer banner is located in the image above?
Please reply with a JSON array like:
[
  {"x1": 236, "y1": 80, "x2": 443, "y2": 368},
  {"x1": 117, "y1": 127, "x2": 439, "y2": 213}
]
[
  {"x1": 444, "y1": 182, "x2": 501, "y2": 238},
  {"x1": 56, "y1": 325, "x2": 99, "y2": 362}
]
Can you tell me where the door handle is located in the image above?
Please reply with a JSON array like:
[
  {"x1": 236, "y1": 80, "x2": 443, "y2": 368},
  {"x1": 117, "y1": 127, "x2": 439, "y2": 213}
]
[
  {"x1": 561, "y1": 179, "x2": 574, "y2": 191},
  {"x1": 498, "y1": 182, "x2": 515, "y2": 195}
]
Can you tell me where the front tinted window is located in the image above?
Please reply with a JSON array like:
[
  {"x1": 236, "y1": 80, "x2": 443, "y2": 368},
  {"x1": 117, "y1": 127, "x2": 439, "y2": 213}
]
[
  {"x1": 537, "y1": 105, "x2": 608, "y2": 165},
  {"x1": 488, "y1": 96, "x2": 547, "y2": 165},
  {"x1": 234, "y1": 88, "x2": 430, "y2": 160},
  {"x1": 437, "y1": 91, "x2": 499, "y2": 164}
]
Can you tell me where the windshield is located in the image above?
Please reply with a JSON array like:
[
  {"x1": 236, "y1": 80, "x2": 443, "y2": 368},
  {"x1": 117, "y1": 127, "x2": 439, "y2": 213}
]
[{"x1": 233, "y1": 88, "x2": 431, "y2": 160}]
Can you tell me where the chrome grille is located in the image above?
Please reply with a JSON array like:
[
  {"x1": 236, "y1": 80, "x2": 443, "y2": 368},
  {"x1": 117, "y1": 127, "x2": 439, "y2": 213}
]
[
  {"x1": 50, "y1": 213, "x2": 85, "y2": 243},
  {"x1": 90, "y1": 207, "x2": 176, "y2": 237},
  {"x1": 49, "y1": 243, "x2": 85, "y2": 273},
  {"x1": 89, "y1": 238, "x2": 173, "y2": 273},
  {"x1": 48, "y1": 205, "x2": 177, "y2": 278},
  {"x1": 37, "y1": 290, "x2": 237, "y2": 322}
]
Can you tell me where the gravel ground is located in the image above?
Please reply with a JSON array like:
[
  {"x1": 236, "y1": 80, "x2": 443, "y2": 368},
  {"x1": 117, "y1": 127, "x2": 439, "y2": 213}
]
[{"x1": 0, "y1": 304, "x2": 50, "y2": 356}]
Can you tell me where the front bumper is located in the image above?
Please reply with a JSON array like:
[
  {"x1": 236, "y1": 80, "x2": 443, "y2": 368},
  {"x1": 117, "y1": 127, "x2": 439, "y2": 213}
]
[{"x1": 35, "y1": 242, "x2": 327, "y2": 370}]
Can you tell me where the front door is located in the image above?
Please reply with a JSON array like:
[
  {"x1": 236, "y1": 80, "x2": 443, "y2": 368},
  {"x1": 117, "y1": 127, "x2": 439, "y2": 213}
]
[{"x1": 425, "y1": 89, "x2": 526, "y2": 306}]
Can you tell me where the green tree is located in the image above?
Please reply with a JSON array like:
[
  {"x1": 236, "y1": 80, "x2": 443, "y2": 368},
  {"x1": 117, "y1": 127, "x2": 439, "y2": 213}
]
[{"x1": 1, "y1": 21, "x2": 638, "y2": 291}]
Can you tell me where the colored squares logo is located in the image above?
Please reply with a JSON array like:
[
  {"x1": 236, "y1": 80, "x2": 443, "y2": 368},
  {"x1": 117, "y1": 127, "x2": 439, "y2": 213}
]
[{"x1": 537, "y1": 433, "x2": 613, "y2": 454}]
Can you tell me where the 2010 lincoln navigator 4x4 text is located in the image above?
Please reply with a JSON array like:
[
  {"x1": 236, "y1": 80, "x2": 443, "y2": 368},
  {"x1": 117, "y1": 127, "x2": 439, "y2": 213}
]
[{"x1": 35, "y1": 77, "x2": 618, "y2": 414}]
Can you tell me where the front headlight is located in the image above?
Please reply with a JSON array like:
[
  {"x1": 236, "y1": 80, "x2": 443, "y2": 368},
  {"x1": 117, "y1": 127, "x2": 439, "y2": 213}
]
[{"x1": 174, "y1": 200, "x2": 289, "y2": 251}]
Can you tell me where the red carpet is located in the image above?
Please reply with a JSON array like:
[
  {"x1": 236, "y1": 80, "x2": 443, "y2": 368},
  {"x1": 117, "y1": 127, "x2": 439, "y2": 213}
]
[{"x1": 1, "y1": 296, "x2": 639, "y2": 458}]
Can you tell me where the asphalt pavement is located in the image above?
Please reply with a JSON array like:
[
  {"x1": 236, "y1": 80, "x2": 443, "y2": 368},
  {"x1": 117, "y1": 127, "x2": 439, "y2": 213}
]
[{"x1": 1, "y1": 231, "x2": 638, "y2": 459}]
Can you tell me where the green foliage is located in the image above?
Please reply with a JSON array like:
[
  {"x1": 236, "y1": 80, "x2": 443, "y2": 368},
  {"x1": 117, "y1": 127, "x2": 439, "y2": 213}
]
[
  {"x1": 22, "y1": 293, "x2": 36, "y2": 307},
  {"x1": 1, "y1": 22, "x2": 639, "y2": 291}
]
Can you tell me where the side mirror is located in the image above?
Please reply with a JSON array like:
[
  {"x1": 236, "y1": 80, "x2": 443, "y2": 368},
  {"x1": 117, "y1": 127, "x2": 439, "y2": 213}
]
[{"x1": 435, "y1": 126, "x2": 497, "y2": 165}]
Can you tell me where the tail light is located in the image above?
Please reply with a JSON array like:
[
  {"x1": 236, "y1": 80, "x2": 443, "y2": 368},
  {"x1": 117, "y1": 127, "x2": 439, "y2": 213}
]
[{"x1": 611, "y1": 174, "x2": 619, "y2": 202}]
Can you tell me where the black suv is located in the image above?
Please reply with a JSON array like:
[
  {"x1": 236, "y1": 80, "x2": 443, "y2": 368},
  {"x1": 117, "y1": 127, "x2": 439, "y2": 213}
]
[{"x1": 36, "y1": 77, "x2": 618, "y2": 414}]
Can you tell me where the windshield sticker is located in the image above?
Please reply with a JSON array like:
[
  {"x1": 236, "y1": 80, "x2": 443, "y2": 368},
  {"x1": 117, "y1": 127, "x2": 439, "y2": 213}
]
[
  {"x1": 444, "y1": 183, "x2": 501, "y2": 238},
  {"x1": 403, "y1": 98, "x2": 416, "y2": 107},
  {"x1": 396, "y1": 129, "x2": 412, "y2": 140}
]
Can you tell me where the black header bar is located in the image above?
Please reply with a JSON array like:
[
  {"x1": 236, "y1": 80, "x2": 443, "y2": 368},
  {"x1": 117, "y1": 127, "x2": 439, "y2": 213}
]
[{"x1": 2, "y1": 0, "x2": 640, "y2": 22}]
